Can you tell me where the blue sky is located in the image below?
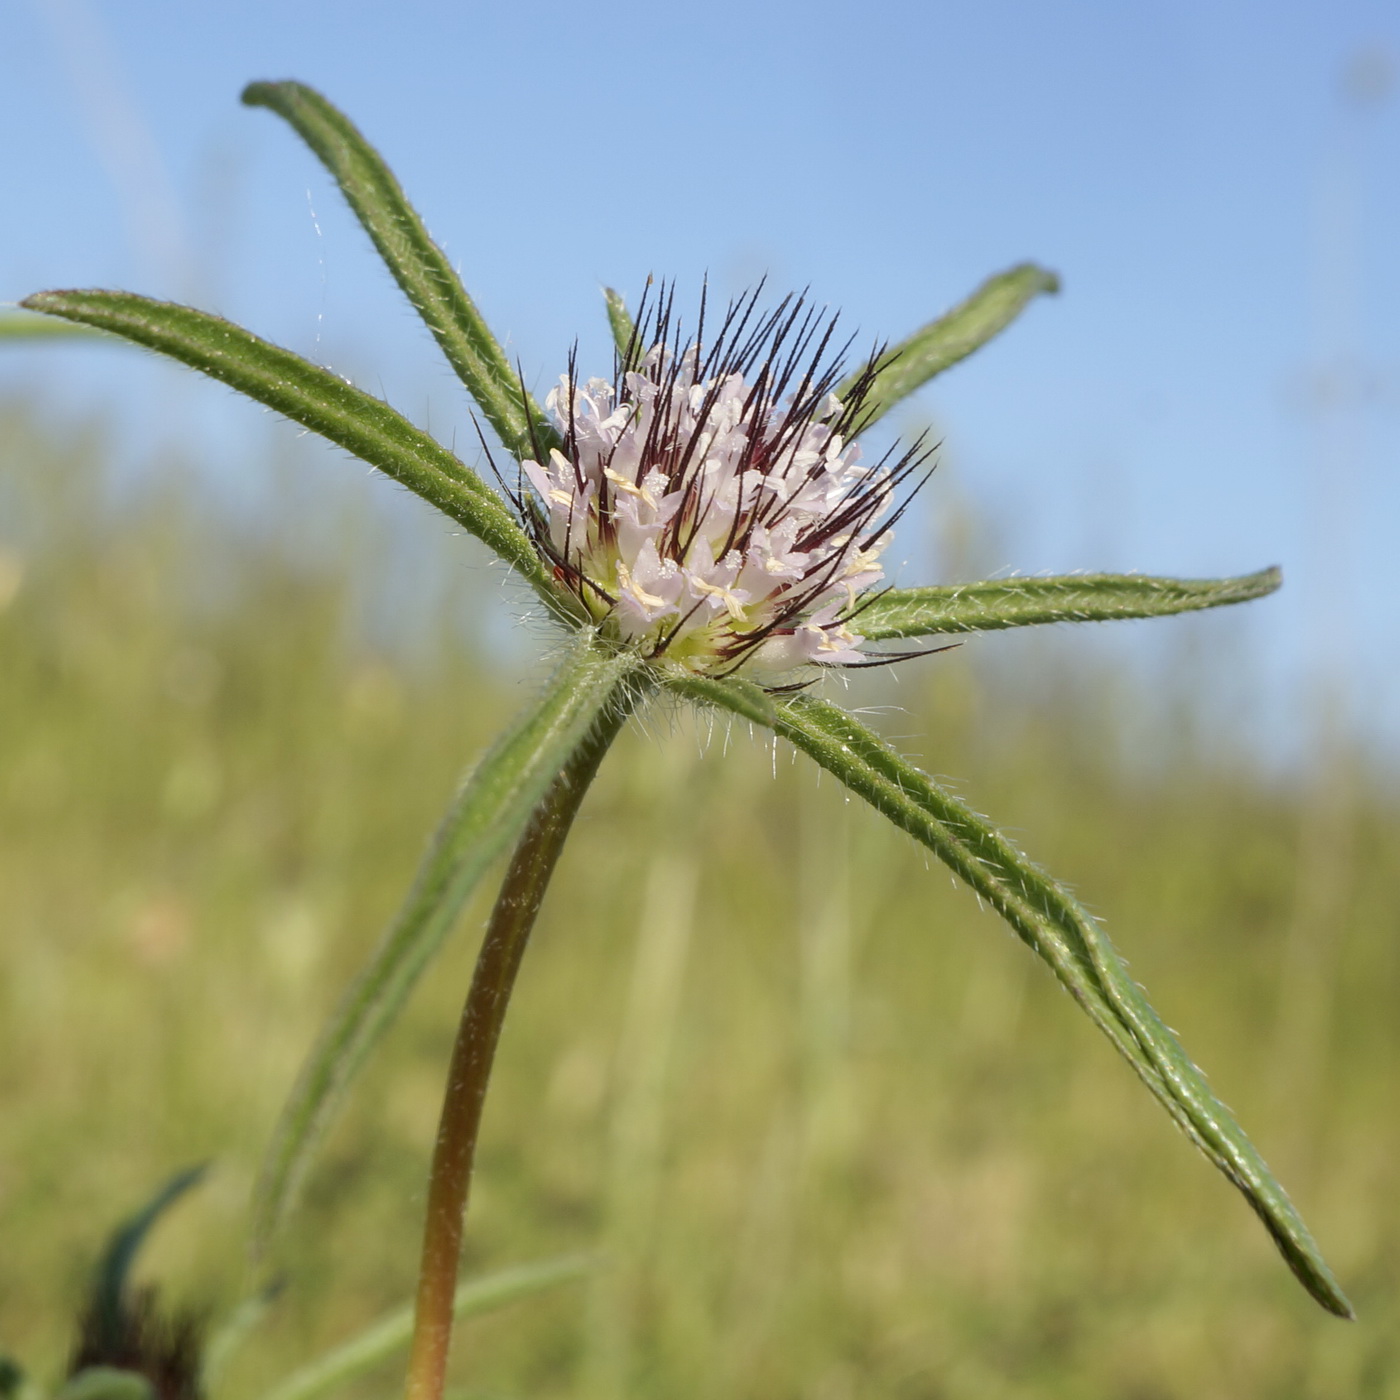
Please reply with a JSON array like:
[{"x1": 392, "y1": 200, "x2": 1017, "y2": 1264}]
[{"x1": 3, "y1": 0, "x2": 1398, "y2": 759}]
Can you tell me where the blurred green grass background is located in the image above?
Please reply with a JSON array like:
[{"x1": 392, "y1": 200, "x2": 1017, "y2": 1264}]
[{"x1": 1, "y1": 403, "x2": 1396, "y2": 1400}]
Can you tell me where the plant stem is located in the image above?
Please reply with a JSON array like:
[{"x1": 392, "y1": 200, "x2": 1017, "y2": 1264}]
[{"x1": 404, "y1": 698, "x2": 633, "y2": 1400}]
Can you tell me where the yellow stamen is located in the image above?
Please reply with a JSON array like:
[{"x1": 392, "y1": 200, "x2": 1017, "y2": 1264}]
[
  {"x1": 616, "y1": 561, "x2": 669, "y2": 611},
  {"x1": 604, "y1": 467, "x2": 657, "y2": 508},
  {"x1": 691, "y1": 576, "x2": 748, "y2": 621}
]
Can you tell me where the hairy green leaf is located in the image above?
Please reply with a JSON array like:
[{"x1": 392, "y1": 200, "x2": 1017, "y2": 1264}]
[
  {"x1": 664, "y1": 672, "x2": 776, "y2": 727},
  {"x1": 675, "y1": 677, "x2": 1352, "y2": 1318},
  {"x1": 256, "y1": 1255, "x2": 591, "y2": 1400},
  {"x1": 857, "y1": 567, "x2": 1281, "y2": 641},
  {"x1": 21, "y1": 289, "x2": 554, "y2": 602},
  {"x1": 241, "y1": 80, "x2": 553, "y2": 460},
  {"x1": 252, "y1": 635, "x2": 644, "y2": 1255},
  {"x1": 844, "y1": 263, "x2": 1058, "y2": 430}
]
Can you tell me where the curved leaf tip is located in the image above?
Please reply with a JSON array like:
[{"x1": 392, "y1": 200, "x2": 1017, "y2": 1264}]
[
  {"x1": 236, "y1": 77, "x2": 552, "y2": 462},
  {"x1": 241, "y1": 79, "x2": 293, "y2": 108},
  {"x1": 844, "y1": 261, "x2": 1062, "y2": 429}
]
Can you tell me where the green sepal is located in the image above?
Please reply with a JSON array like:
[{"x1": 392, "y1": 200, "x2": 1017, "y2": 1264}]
[
  {"x1": 241, "y1": 81, "x2": 555, "y2": 461},
  {"x1": 844, "y1": 263, "x2": 1059, "y2": 429},
  {"x1": 604, "y1": 286, "x2": 639, "y2": 367},
  {"x1": 20, "y1": 289, "x2": 554, "y2": 605},
  {"x1": 857, "y1": 567, "x2": 1281, "y2": 641},
  {"x1": 251, "y1": 635, "x2": 645, "y2": 1255},
  {"x1": 679, "y1": 677, "x2": 1352, "y2": 1319}
]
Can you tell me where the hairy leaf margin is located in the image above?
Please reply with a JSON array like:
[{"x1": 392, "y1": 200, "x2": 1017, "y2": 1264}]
[{"x1": 857, "y1": 567, "x2": 1281, "y2": 641}]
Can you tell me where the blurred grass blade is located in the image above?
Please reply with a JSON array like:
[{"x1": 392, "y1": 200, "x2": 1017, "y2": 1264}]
[
  {"x1": 604, "y1": 286, "x2": 637, "y2": 365},
  {"x1": 241, "y1": 80, "x2": 553, "y2": 460},
  {"x1": 202, "y1": 1286, "x2": 281, "y2": 1393},
  {"x1": 90, "y1": 1165, "x2": 207, "y2": 1352},
  {"x1": 257, "y1": 1256, "x2": 591, "y2": 1400},
  {"x1": 843, "y1": 263, "x2": 1058, "y2": 430},
  {"x1": 0, "y1": 310, "x2": 110, "y2": 342},
  {"x1": 253, "y1": 635, "x2": 643, "y2": 1255},
  {"x1": 21, "y1": 290, "x2": 552, "y2": 602},
  {"x1": 857, "y1": 567, "x2": 1281, "y2": 641},
  {"x1": 673, "y1": 677, "x2": 1353, "y2": 1319}
]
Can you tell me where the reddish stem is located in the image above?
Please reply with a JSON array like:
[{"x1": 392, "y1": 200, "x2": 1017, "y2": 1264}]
[{"x1": 404, "y1": 707, "x2": 627, "y2": 1400}]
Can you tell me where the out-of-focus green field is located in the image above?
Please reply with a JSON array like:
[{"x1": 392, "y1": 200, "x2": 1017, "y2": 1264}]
[{"x1": 1, "y1": 403, "x2": 1397, "y2": 1400}]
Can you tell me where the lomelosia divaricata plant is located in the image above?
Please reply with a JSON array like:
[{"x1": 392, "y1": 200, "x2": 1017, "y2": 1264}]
[{"x1": 20, "y1": 78, "x2": 1351, "y2": 1400}]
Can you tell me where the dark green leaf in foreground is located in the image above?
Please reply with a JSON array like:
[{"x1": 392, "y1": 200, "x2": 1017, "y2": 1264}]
[
  {"x1": 256, "y1": 1255, "x2": 591, "y2": 1400},
  {"x1": 674, "y1": 677, "x2": 1353, "y2": 1319},
  {"x1": 0, "y1": 1357, "x2": 23, "y2": 1400},
  {"x1": 87, "y1": 1165, "x2": 207, "y2": 1355},
  {"x1": 21, "y1": 289, "x2": 555, "y2": 604},
  {"x1": 252, "y1": 635, "x2": 645, "y2": 1256},
  {"x1": 241, "y1": 80, "x2": 554, "y2": 461},
  {"x1": 843, "y1": 262, "x2": 1059, "y2": 430},
  {"x1": 856, "y1": 567, "x2": 1281, "y2": 641}
]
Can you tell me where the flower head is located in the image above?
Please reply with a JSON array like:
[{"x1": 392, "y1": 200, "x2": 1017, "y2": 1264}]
[{"x1": 514, "y1": 287, "x2": 929, "y2": 679}]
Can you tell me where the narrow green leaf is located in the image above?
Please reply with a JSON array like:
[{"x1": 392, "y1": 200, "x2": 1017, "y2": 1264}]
[
  {"x1": 252, "y1": 635, "x2": 644, "y2": 1255},
  {"x1": 843, "y1": 263, "x2": 1059, "y2": 430},
  {"x1": 0, "y1": 310, "x2": 109, "y2": 342},
  {"x1": 857, "y1": 567, "x2": 1282, "y2": 641},
  {"x1": 603, "y1": 286, "x2": 637, "y2": 365},
  {"x1": 21, "y1": 289, "x2": 554, "y2": 603},
  {"x1": 674, "y1": 676, "x2": 1352, "y2": 1318},
  {"x1": 255, "y1": 1255, "x2": 591, "y2": 1400},
  {"x1": 241, "y1": 80, "x2": 553, "y2": 460}
]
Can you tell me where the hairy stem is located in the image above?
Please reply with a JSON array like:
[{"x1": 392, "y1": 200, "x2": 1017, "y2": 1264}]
[{"x1": 404, "y1": 700, "x2": 633, "y2": 1400}]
